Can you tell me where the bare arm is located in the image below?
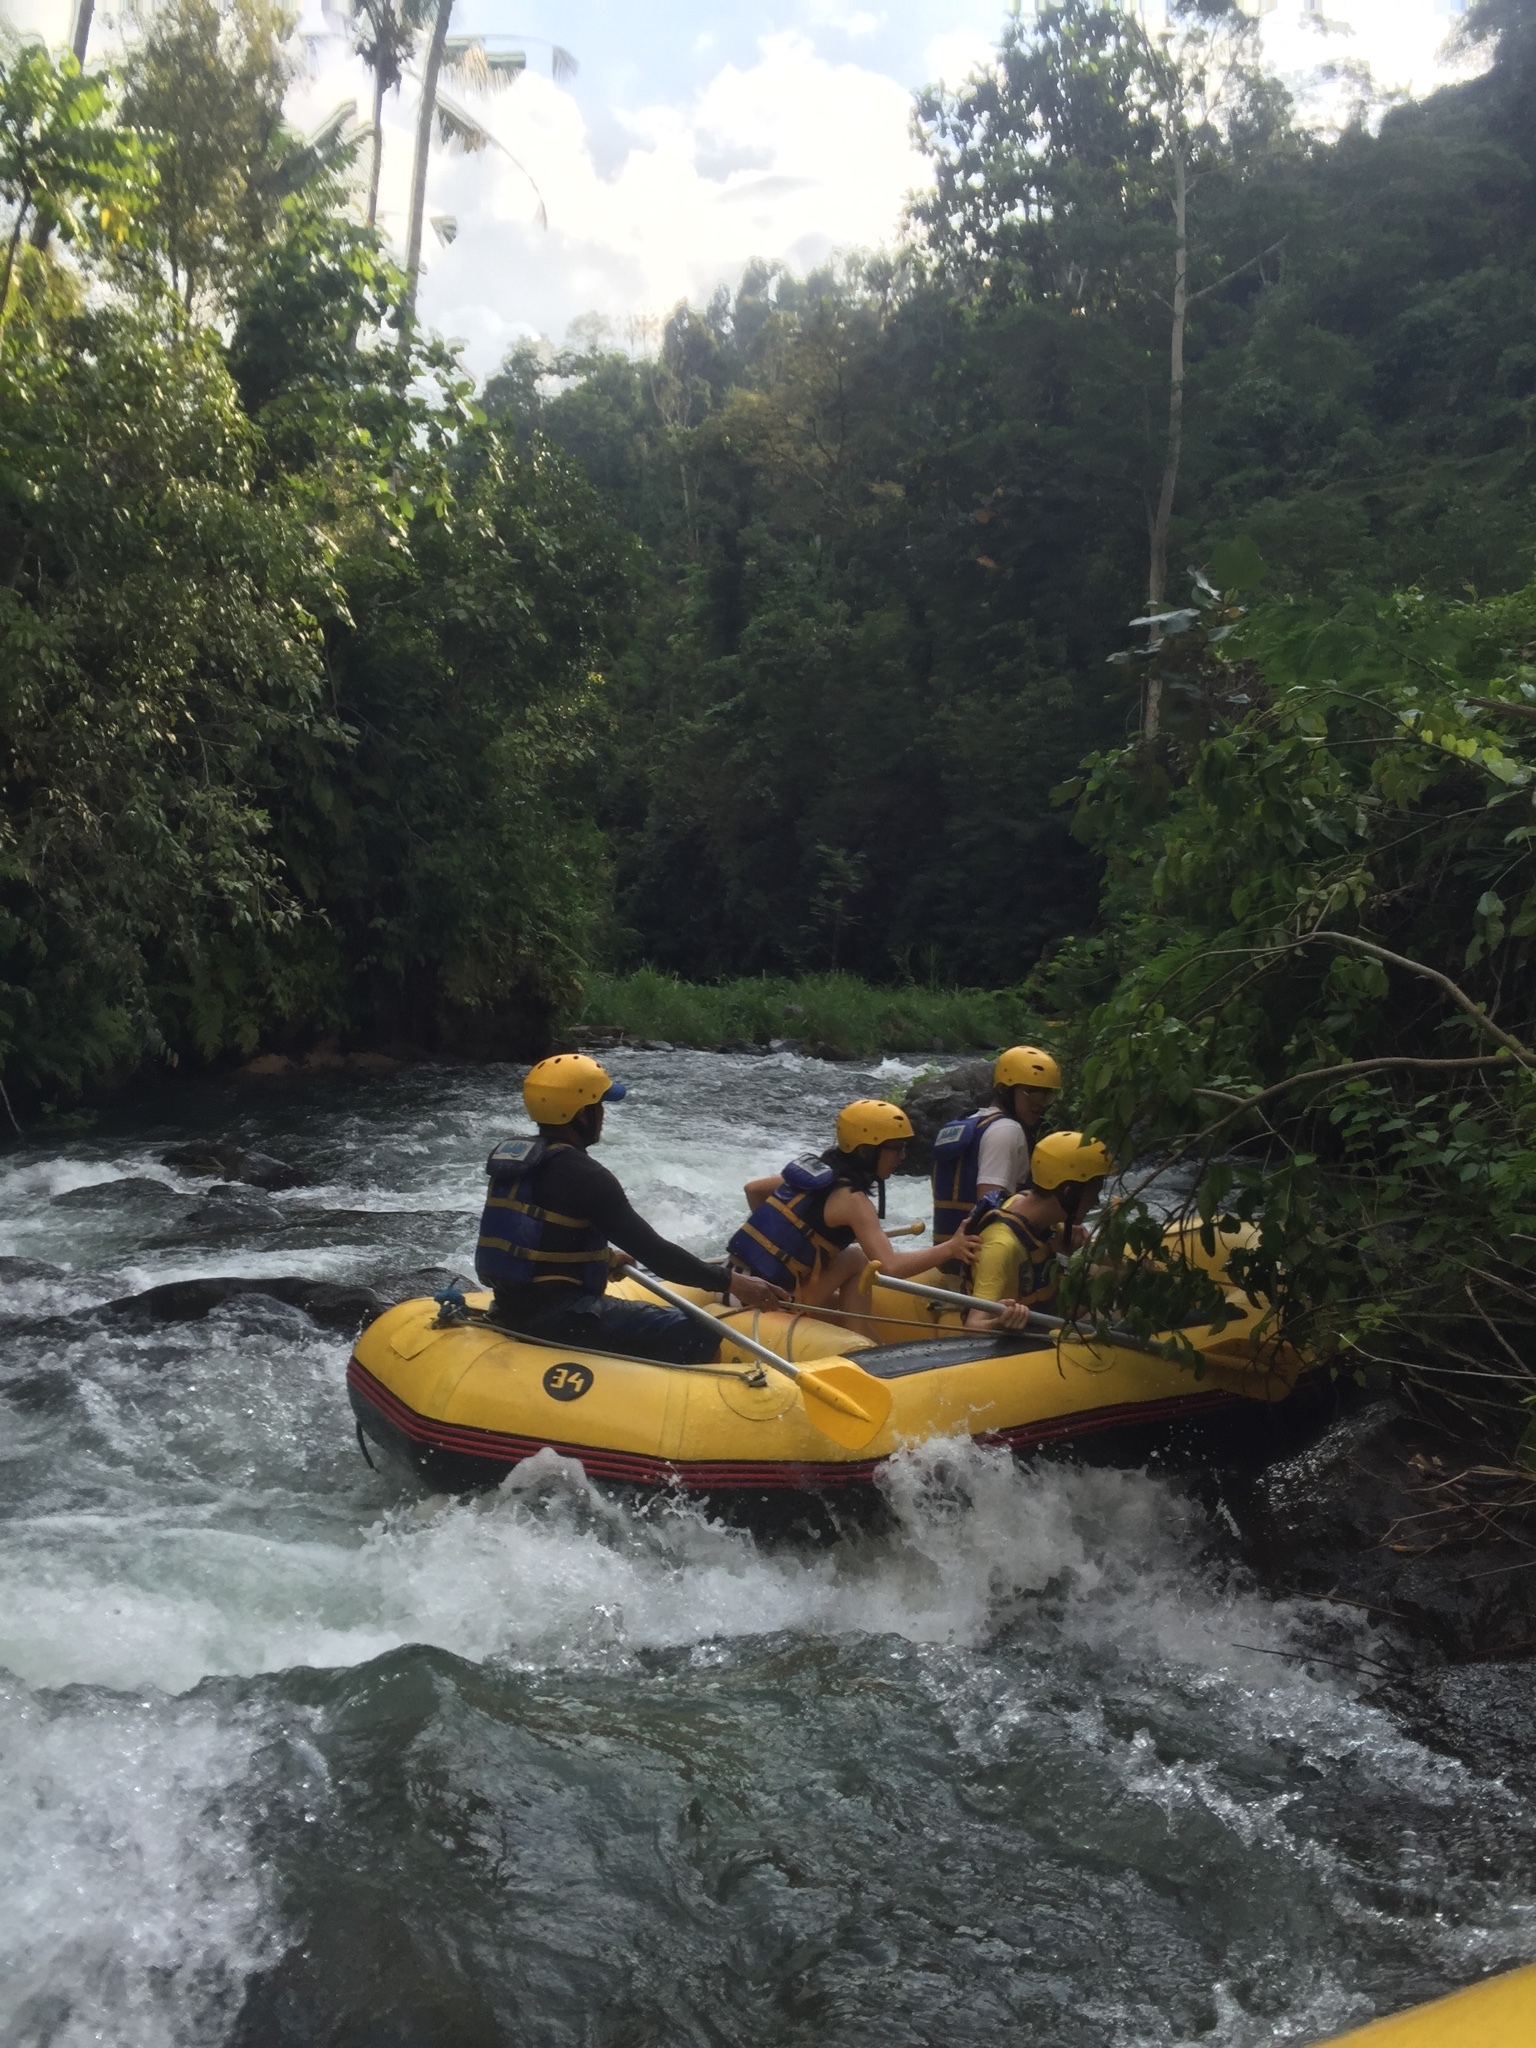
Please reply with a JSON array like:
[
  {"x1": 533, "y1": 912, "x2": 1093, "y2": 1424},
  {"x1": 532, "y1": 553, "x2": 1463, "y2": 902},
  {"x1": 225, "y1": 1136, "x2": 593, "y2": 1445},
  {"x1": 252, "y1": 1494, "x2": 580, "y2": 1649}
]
[
  {"x1": 825, "y1": 1187, "x2": 980, "y2": 1275},
  {"x1": 743, "y1": 1174, "x2": 780, "y2": 1209},
  {"x1": 965, "y1": 1299, "x2": 1031, "y2": 1332}
]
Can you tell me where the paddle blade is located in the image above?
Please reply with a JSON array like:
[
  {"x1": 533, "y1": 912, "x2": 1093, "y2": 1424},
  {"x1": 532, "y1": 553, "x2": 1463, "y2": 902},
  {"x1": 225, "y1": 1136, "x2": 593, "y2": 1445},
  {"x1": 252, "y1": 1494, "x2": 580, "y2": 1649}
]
[{"x1": 795, "y1": 1362, "x2": 893, "y2": 1450}]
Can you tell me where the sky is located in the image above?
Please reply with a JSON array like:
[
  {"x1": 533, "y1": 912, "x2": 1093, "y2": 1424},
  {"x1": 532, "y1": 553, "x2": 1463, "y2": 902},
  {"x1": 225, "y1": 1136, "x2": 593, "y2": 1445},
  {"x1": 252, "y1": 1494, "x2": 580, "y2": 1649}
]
[{"x1": 2, "y1": 0, "x2": 1487, "y2": 379}]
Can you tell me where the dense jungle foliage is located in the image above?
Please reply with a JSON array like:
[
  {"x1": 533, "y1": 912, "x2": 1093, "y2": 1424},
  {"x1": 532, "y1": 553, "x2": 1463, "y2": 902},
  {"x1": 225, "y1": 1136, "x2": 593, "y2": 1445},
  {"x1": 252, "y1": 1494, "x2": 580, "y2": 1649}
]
[
  {"x1": 496, "y1": 0, "x2": 1536, "y2": 993},
  {"x1": 3, "y1": 0, "x2": 1536, "y2": 1198},
  {"x1": 0, "y1": 0, "x2": 635, "y2": 1101},
  {"x1": 1052, "y1": 571, "x2": 1536, "y2": 1433}
]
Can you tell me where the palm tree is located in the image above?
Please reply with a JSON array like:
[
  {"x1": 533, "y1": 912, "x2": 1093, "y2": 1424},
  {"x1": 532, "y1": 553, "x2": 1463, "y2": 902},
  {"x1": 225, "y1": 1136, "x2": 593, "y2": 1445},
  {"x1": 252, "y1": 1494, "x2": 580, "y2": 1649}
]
[
  {"x1": 397, "y1": 21, "x2": 573, "y2": 345},
  {"x1": 346, "y1": 0, "x2": 437, "y2": 227}
]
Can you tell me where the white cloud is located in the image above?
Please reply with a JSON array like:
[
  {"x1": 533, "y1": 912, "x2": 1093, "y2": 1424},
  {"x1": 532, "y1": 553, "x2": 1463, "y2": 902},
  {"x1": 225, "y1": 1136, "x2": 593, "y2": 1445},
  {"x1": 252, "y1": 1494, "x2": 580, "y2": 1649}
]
[
  {"x1": 922, "y1": 28, "x2": 995, "y2": 92},
  {"x1": 1254, "y1": 0, "x2": 1482, "y2": 110},
  {"x1": 9, "y1": 0, "x2": 1482, "y2": 388},
  {"x1": 291, "y1": 27, "x2": 930, "y2": 378}
]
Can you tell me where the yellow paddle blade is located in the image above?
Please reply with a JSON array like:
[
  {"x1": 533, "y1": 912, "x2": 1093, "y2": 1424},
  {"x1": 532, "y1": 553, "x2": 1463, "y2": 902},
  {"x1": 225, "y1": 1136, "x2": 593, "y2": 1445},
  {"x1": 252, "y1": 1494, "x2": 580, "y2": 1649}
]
[{"x1": 795, "y1": 1361, "x2": 893, "y2": 1450}]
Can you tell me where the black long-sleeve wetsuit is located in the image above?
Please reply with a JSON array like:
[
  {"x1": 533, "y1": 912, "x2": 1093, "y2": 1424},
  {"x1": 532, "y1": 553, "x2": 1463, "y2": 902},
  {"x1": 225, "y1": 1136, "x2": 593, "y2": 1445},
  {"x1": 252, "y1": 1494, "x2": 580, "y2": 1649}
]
[{"x1": 491, "y1": 1142, "x2": 730, "y2": 1325}]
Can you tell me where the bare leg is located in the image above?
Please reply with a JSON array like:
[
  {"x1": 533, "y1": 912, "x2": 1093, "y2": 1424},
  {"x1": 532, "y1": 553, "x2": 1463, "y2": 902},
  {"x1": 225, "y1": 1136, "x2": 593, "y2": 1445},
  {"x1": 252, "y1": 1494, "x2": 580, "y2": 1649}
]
[{"x1": 797, "y1": 1245, "x2": 870, "y2": 1334}]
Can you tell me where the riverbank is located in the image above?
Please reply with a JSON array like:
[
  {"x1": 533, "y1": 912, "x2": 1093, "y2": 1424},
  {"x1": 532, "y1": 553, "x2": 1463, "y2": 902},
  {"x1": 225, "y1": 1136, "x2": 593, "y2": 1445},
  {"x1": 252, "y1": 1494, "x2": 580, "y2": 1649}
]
[{"x1": 573, "y1": 968, "x2": 1046, "y2": 1062}]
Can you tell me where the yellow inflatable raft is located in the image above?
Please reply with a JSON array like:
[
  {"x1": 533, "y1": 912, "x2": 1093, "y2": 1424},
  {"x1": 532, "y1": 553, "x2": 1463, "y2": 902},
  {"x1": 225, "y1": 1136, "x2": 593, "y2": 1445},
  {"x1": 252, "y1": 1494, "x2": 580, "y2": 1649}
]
[
  {"x1": 348, "y1": 1229, "x2": 1317, "y2": 1508},
  {"x1": 1314, "y1": 1960, "x2": 1536, "y2": 2044}
]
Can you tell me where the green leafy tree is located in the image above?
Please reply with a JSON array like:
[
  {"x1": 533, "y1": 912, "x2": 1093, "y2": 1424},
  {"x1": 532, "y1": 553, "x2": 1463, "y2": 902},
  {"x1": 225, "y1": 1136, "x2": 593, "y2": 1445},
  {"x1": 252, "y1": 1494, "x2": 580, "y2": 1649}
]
[
  {"x1": 117, "y1": 0, "x2": 336, "y2": 316},
  {"x1": 0, "y1": 46, "x2": 154, "y2": 321},
  {"x1": 0, "y1": 306, "x2": 342, "y2": 1092},
  {"x1": 1050, "y1": 569, "x2": 1536, "y2": 1421},
  {"x1": 913, "y1": 0, "x2": 1293, "y2": 735}
]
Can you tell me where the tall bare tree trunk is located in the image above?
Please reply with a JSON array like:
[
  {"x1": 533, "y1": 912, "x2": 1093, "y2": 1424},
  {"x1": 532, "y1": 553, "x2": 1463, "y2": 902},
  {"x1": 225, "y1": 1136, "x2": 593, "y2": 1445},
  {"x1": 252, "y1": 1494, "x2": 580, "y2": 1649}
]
[
  {"x1": 1145, "y1": 132, "x2": 1188, "y2": 741},
  {"x1": 366, "y1": 64, "x2": 387, "y2": 228},
  {"x1": 399, "y1": 0, "x2": 453, "y2": 349}
]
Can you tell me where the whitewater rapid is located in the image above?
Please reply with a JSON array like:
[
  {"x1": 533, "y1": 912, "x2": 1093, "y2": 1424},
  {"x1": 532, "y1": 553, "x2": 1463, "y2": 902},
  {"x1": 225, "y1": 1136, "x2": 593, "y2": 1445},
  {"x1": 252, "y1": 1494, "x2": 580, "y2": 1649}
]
[{"x1": 0, "y1": 1051, "x2": 1531, "y2": 2047}]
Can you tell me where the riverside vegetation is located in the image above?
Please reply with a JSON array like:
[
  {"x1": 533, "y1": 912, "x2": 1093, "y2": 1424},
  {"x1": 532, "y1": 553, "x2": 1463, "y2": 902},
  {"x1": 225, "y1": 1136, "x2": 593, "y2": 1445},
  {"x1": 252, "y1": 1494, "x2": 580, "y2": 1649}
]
[{"x1": 6, "y1": 0, "x2": 1536, "y2": 1426}]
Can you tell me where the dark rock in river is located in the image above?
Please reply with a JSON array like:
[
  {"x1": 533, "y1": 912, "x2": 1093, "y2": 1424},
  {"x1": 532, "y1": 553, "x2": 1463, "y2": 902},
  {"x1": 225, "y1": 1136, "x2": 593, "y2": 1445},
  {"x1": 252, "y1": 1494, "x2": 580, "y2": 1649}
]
[
  {"x1": 52, "y1": 1175, "x2": 187, "y2": 1214},
  {"x1": 98, "y1": 1275, "x2": 386, "y2": 1334},
  {"x1": 1391, "y1": 1659, "x2": 1536, "y2": 1797},
  {"x1": 899, "y1": 1058, "x2": 994, "y2": 1173},
  {"x1": 1228, "y1": 1399, "x2": 1536, "y2": 1662},
  {"x1": 375, "y1": 1264, "x2": 473, "y2": 1304},
  {"x1": 0, "y1": 1255, "x2": 68, "y2": 1283},
  {"x1": 161, "y1": 1143, "x2": 312, "y2": 1190},
  {"x1": 714, "y1": 1039, "x2": 767, "y2": 1057},
  {"x1": 182, "y1": 1182, "x2": 288, "y2": 1232}
]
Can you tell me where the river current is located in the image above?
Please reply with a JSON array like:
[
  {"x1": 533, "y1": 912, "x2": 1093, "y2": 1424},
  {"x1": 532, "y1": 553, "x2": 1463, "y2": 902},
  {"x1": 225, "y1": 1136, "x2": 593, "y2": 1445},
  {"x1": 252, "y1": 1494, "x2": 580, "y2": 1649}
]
[{"x1": 1, "y1": 1049, "x2": 1533, "y2": 2047}]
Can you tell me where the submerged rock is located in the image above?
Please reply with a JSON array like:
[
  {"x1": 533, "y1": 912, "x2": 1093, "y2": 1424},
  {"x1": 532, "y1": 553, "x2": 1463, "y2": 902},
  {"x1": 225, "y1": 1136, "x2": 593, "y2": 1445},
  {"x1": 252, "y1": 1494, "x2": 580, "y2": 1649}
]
[
  {"x1": 97, "y1": 1275, "x2": 386, "y2": 1334},
  {"x1": 0, "y1": 1255, "x2": 68, "y2": 1283},
  {"x1": 182, "y1": 1182, "x2": 288, "y2": 1232},
  {"x1": 92, "y1": 1264, "x2": 470, "y2": 1336},
  {"x1": 161, "y1": 1143, "x2": 311, "y2": 1190},
  {"x1": 1227, "y1": 1400, "x2": 1536, "y2": 1662},
  {"x1": 51, "y1": 1175, "x2": 185, "y2": 1213}
]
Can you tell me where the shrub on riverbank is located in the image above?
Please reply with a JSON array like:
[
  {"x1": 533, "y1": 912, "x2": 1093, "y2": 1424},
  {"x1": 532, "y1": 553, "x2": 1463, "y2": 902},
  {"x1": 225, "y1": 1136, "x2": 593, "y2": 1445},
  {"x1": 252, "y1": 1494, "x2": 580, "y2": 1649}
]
[
  {"x1": 576, "y1": 969, "x2": 1046, "y2": 1061},
  {"x1": 1057, "y1": 571, "x2": 1536, "y2": 1441}
]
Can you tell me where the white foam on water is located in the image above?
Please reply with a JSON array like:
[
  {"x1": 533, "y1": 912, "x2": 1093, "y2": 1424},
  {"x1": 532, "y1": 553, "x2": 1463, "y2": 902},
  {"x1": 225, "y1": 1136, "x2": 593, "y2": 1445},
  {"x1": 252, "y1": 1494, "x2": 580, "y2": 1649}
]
[
  {"x1": 5, "y1": 1057, "x2": 1536, "y2": 2045},
  {"x1": 0, "y1": 1430, "x2": 1377, "y2": 1709},
  {"x1": 0, "y1": 1675, "x2": 272, "y2": 2048}
]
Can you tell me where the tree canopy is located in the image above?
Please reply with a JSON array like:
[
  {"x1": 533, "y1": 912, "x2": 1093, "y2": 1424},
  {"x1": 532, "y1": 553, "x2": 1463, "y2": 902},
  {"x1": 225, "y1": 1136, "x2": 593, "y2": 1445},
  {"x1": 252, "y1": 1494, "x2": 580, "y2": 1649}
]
[{"x1": 4, "y1": 0, "x2": 1536, "y2": 1156}]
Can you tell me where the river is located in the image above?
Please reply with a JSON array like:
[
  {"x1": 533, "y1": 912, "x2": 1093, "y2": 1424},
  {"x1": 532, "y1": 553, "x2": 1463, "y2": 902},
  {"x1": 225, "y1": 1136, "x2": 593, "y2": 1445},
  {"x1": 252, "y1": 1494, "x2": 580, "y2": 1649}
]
[{"x1": 0, "y1": 1049, "x2": 1532, "y2": 2047}]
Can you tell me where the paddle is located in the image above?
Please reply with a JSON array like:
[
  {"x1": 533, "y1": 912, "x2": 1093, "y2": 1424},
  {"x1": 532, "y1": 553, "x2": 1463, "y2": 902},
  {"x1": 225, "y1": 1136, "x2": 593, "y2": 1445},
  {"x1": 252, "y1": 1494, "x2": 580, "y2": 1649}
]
[
  {"x1": 631, "y1": 1271, "x2": 894, "y2": 1451},
  {"x1": 863, "y1": 1268, "x2": 1199, "y2": 1368}
]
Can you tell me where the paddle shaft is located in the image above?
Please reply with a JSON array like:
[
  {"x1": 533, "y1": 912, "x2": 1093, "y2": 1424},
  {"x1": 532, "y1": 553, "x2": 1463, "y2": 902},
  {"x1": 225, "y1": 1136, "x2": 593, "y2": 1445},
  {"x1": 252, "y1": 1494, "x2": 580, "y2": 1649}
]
[
  {"x1": 630, "y1": 1270, "x2": 807, "y2": 1386},
  {"x1": 630, "y1": 1270, "x2": 893, "y2": 1440},
  {"x1": 871, "y1": 1268, "x2": 1182, "y2": 1361}
]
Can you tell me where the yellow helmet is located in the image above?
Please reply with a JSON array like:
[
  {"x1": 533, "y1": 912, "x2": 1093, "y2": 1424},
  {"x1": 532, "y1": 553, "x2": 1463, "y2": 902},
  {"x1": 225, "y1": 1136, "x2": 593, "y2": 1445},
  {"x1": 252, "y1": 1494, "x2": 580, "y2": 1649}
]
[
  {"x1": 522, "y1": 1054, "x2": 628, "y2": 1124},
  {"x1": 995, "y1": 1045, "x2": 1061, "y2": 1092},
  {"x1": 836, "y1": 1099, "x2": 915, "y2": 1151},
  {"x1": 1029, "y1": 1131, "x2": 1113, "y2": 1190}
]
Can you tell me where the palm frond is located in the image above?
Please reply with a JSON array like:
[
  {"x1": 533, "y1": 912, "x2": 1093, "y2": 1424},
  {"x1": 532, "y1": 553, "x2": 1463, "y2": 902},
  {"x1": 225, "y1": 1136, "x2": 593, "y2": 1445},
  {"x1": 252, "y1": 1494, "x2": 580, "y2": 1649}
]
[
  {"x1": 550, "y1": 44, "x2": 577, "y2": 82},
  {"x1": 443, "y1": 37, "x2": 526, "y2": 92},
  {"x1": 434, "y1": 90, "x2": 494, "y2": 154},
  {"x1": 272, "y1": 99, "x2": 364, "y2": 196},
  {"x1": 431, "y1": 212, "x2": 457, "y2": 243},
  {"x1": 421, "y1": 85, "x2": 551, "y2": 225},
  {"x1": 442, "y1": 36, "x2": 491, "y2": 91}
]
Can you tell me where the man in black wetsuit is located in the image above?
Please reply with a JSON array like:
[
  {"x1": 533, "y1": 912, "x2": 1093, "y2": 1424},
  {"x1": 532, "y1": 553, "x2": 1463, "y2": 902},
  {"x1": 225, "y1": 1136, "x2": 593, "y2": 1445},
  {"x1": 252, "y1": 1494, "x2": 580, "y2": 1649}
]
[{"x1": 475, "y1": 1053, "x2": 787, "y2": 1364}]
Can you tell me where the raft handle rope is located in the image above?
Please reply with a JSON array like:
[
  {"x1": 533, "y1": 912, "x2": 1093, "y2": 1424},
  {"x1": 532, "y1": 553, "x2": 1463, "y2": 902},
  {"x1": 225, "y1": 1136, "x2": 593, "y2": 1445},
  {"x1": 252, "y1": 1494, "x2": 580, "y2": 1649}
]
[
  {"x1": 421, "y1": 1291, "x2": 770, "y2": 1380},
  {"x1": 632, "y1": 1269, "x2": 894, "y2": 1449}
]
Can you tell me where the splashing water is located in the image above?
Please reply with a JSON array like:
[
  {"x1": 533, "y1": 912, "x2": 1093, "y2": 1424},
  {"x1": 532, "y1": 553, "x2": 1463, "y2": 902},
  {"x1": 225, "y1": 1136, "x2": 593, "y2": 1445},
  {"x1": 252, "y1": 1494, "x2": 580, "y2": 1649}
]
[{"x1": 0, "y1": 1053, "x2": 1532, "y2": 2046}]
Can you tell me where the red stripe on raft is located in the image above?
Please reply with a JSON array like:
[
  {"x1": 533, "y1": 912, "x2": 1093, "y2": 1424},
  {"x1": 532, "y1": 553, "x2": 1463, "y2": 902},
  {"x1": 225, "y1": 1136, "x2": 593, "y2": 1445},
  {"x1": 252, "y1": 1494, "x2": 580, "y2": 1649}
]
[{"x1": 347, "y1": 1357, "x2": 1240, "y2": 1492}]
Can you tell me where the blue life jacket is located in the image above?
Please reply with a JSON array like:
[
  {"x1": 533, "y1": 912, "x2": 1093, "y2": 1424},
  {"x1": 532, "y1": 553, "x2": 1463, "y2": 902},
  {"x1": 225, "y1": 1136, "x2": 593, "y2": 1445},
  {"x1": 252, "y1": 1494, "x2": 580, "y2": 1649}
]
[
  {"x1": 727, "y1": 1154, "x2": 854, "y2": 1293},
  {"x1": 474, "y1": 1137, "x2": 611, "y2": 1296},
  {"x1": 931, "y1": 1106, "x2": 1011, "y2": 1241}
]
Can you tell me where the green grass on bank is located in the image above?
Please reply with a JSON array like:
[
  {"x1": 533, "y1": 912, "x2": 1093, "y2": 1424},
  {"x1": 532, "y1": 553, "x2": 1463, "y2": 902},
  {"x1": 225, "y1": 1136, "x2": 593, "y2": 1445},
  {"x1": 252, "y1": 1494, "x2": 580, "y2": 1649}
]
[{"x1": 575, "y1": 969, "x2": 1047, "y2": 1061}]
